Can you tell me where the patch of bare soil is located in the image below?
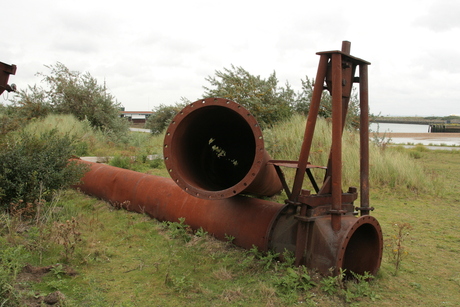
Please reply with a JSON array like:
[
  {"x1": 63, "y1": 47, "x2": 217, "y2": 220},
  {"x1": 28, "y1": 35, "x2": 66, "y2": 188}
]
[{"x1": 16, "y1": 264, "x2": 77, "y2": 306}]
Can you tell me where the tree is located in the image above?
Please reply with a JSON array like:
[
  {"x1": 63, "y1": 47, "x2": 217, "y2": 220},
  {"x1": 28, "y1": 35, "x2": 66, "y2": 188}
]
[
  {"x1": 293, "y1": 76, "x2": 360, "y2": 129},
  {"x1": 11, "y1": 62, "x2": 129, "y2": 135},
  {"x1": 203, "y1": 65, "x2": 295, "y2": 129},
  {"x1": 41, "y1": 62, "x2": 129, "y2": 134},
  {"x1": 145, "y1": 102, "x2": 187, "y2": 135}
]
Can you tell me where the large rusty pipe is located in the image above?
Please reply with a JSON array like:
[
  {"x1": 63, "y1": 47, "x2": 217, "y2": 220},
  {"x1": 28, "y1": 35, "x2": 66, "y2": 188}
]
[
  {"x1": 76, "y1": 160, "x2": 383, "y2": 276},
  {"x1": 163, "y1": 98, "x2": 282, "y2": 200},
  {"x1": 76, "y1": 160, "x2": 285, "y2": 251},
  {"x1": 78, "y1": 161, "x2": 383, "y2": 274}
]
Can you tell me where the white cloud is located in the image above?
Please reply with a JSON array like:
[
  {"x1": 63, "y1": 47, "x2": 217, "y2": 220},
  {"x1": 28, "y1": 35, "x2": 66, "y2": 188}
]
[{"x1": 2, "y1": 0, "x2": 459, "y2": 116}]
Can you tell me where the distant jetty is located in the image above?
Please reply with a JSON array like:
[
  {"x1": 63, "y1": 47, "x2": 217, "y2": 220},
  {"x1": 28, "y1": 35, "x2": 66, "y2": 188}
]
[
  {"x1": 372, "y1": 117, "x2": 460, "y2": 133},
  {"x1": 429, "y1": 124, "x2": 460, "y2": 133}
]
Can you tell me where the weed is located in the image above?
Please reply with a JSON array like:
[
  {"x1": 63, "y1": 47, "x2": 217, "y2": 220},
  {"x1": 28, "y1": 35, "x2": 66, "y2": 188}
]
[
  {"x1": 224, "y1": 233, "x2": 235, "y2": 245},
  {"x1": 280, "y1": 249, "x2": 296, "y2": 268},
  {"x1": 171, "y1": 275, "x2": 194, "y2": 293},
  {"x1": 272, "y1": 266, "x2": 316, "y2": 304},
  {"x1": 409, "y1": 150, "x2": 422, "y2": 159},
  {"x1": 245, "y1": 245, "x2": 280, "y2": 270},
  {"x1": 343, "y1": 271, "x2": 379, "y2": 303},
  {"x1": 386, "y1": 222, "x2": 412, "y2": 275},
  {"x1": 162, "y1": 217, "x2": 192, "y2": 243},
  {"x1": 319, "y1": 268, "x2": 345, "y2": 295},
  {"x1": 53, "y1": 217, "x2": 82, "y2": 262},
  {"x1": 148, "y1": 158, "x2": 164, "y2": 169},
  {"x1": 0, "y1": 243, "x2": 27, "y2": 306},
  {"x1": 194, "y1": 227, "x2": 208, "y2": 237},
  {"x1": 50, "y1": 264, "x2": 66, "y2": 279},
  {"x1": 46, "y1": 278, "x2": 68, "y2": 291},
  {"x1": 108, "y1": 154, "x2": 131, "y2": 169},
  {"x1": 371, "y1": 124, "x2": 392, "y2": 149}
]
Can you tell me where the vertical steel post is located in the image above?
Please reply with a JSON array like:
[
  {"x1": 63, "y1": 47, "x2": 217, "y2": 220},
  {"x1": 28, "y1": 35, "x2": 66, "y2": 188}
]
[
  {"x1": 290, "y1": 55, "x2": 329, "y2": 202},
  {"x1": 292, "y1": 55, "x2": 328, "y2": 265},
  {"x1": 330, "y1": 53, "x2": 343, "y2": 232},
  {"x1": 359, "y1": 64, "x2": 370, "y2": 215}
]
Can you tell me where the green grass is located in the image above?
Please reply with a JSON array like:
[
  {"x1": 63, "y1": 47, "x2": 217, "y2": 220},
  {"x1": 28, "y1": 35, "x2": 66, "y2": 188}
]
[
  {"x1": 265, "y1": 114, "x2": 435, "y2": 194},
  {"x1": 2, "y1": 115, "x2": 460, "y2": 306},
  {"x1": 369, "y1": 149, "x2": 460, "y2": 306}
]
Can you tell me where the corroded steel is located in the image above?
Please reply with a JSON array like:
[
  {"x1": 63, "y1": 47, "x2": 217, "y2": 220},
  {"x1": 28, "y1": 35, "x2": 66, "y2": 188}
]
[
  {"x1": 269, "y1": 41, "x2": 382, "y2": 272},
  {"x1": 76, "y1": 159, "x2": 286, "y2": 251},
  {"x1": 76, "y1": 159, "x2": 383, "y2": 275},
  {"x1": 0, "y1": 61, "x2": 17, "y2": 95},
  {"x1": 304, "y1": 215, "x2": 383, "y2": 276},
  {"x1": 76, "y1": 41, "x2": 383, "y2": 277},
  {"x1": 163, "y1": 97, "x2": 282, "y2": 200}
]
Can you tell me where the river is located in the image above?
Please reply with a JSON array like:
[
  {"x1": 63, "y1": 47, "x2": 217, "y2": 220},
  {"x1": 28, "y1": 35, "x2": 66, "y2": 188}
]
[{"x1": 370, "y1": 123, "x2": 460, "y2": 147}]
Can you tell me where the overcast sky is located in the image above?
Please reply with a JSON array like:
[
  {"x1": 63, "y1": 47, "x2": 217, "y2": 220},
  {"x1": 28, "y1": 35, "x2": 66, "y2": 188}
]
[{"x1": 2, "y1": 0, "x2": 459, "y2": 116}]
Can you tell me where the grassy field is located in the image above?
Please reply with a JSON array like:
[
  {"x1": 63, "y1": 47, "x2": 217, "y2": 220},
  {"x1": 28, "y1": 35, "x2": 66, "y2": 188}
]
[
  {"x1": 370, "y1": 149, "x2": 460, "y2": 306},
  {"x1": 1, "y1": 117, "x2": 460, "y2": 306}
]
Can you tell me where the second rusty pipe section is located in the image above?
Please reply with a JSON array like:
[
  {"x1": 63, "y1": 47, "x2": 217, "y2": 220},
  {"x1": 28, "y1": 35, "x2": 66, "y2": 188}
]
[
  {"x1": 76, "y1": 159, "x2": 286, "y2": 251},
  {"x1": 163, "y1": 98, "x2": 282, "y2": 200},
  {"x1": 75, "y1": 159, "x2": 383, "y2": 276}
]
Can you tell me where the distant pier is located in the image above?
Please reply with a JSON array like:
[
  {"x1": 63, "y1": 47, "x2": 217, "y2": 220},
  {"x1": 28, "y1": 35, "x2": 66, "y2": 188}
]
[{"x1": 372, "y1": 117, "x2": 460, "y2": 133}]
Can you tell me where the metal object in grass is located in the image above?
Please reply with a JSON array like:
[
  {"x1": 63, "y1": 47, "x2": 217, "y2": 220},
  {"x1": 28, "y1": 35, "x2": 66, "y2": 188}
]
[{"x1": 77, "y1": 41, "x2": 383, "y2": 276}]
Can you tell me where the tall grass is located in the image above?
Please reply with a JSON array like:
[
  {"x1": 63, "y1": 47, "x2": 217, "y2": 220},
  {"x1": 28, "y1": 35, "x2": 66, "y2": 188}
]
[
  {"x1": 21, "y1": 114, "x2": 103, "y2": 156},
  {"x1": 20, "y1": 114, "x2": 165, "y2": 159},
  {"x1": 264, "y1": 114, "x2": 434, "y2": 194},
  {"x1": 21, "y1": 113, "x2": 434, "y2": 194}
]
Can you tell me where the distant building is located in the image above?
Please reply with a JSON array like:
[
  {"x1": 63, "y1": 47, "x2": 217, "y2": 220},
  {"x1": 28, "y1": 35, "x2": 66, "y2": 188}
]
[{"x1": 120, "y1": 111, "x2": 154, "y2": 124}]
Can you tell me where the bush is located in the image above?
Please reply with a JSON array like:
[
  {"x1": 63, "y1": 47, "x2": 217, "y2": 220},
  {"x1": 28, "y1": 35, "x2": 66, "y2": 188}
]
[
  {"x1": 203, "y1": 65, "x2": 294, "y2": 129},
  {"x1": 8, "y1": 62, "x2": 130, "y2": 138},
  {"x1": 0, "y1": 129, "x2": 88, "y2": 209},
  {"x1": 145, "y1": 103, "x2": 185, "y2": 135},
  {"x1": 108, "y1": 154, "x2": 132, "y2": 169}
]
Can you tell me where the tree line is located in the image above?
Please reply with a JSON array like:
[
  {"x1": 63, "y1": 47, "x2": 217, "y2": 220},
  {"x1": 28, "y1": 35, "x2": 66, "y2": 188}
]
[
  {"x1": 146, "y1": 64, "x2": 361, "y2": 134},
  {"x1": 1, "y1": 62, "x2": 360, "y2": 208}
]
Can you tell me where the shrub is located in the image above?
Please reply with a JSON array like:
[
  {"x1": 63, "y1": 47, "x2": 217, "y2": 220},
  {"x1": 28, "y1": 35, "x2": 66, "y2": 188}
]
[
  {"x1": 108, "y1": 154, "x2": 132, "y2": 169},
  {"x1": 203, "y1": 65, "x2": 294, "y2": 129},
  {"x1": 0, "y1": 129, "x2": 88, "y2": 209},
  {"x1": 145, "y1": 103, "x2": 185, "y2": 135}
]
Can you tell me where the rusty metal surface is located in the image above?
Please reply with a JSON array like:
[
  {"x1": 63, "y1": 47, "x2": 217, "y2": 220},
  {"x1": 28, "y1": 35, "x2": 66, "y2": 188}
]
[
  {"x1": 163, "y1": 97, "x2": 282, "y2": 200},
  {"x1": 0, "y1": 61, "x2": 17, "y2": 95},
  {"x1": 268, "y1": 41, "x2": 383, "y2": 273},
  {"x1": 304, "y1": 215, "x2": 383, "y2": 276},
  {"x1": 75, "y1": 41, "x2": 383, "y2": 277},
  {"x1": 76, "y1": 159, "x2": 286, "y2": 251}
]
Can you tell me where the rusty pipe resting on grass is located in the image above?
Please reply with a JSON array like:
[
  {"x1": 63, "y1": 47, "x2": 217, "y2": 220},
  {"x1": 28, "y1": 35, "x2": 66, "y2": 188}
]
[
  {"x1": 76, "y1": 160, "x2": 382, "y2": 275},
  {"x1": 76, "y1": 42, "x2": 384, "y2": 276},
  {"x1": 76, "y1": 159, "x2": 286, "y2": 251},
  {"x1": 163, "y1": 97, "x2": 283, "y2": 200}
]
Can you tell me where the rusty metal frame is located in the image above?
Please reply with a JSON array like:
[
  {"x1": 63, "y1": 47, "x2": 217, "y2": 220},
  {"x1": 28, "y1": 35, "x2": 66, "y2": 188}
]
[
  {"x1": 268, "y1": 41, "x2": 377, "y2": 267},
  {"x1": 76, "y1": 41, "x2": 383, "y2": 276}
]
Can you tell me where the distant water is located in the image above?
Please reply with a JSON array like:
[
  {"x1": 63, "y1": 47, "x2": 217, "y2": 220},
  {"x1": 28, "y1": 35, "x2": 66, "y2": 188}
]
[
  {"x1": 370, "y1": 123, "x2": 429, "y2": 133},
  {"x1": 369, "y1": 123, "x2": 459, "y2": 146}
]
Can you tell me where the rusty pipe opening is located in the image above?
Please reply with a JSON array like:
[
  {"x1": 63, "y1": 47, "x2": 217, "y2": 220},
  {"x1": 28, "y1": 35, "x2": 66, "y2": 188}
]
[
  {"x1": 337, "y1": 216, "x2": 383, "y2": 276},
  {"x1": 164, "y1": 98, "x2": 282, "y2": 199}
]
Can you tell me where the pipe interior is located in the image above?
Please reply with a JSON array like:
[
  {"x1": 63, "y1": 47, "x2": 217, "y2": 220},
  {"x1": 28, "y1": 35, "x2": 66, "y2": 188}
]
[
  {"x1": 171, "y1": 106, "x2": 257, "y2": 191},
  {"x1": 342, "y1": 223, "x2": 382, "y2": 276}
]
